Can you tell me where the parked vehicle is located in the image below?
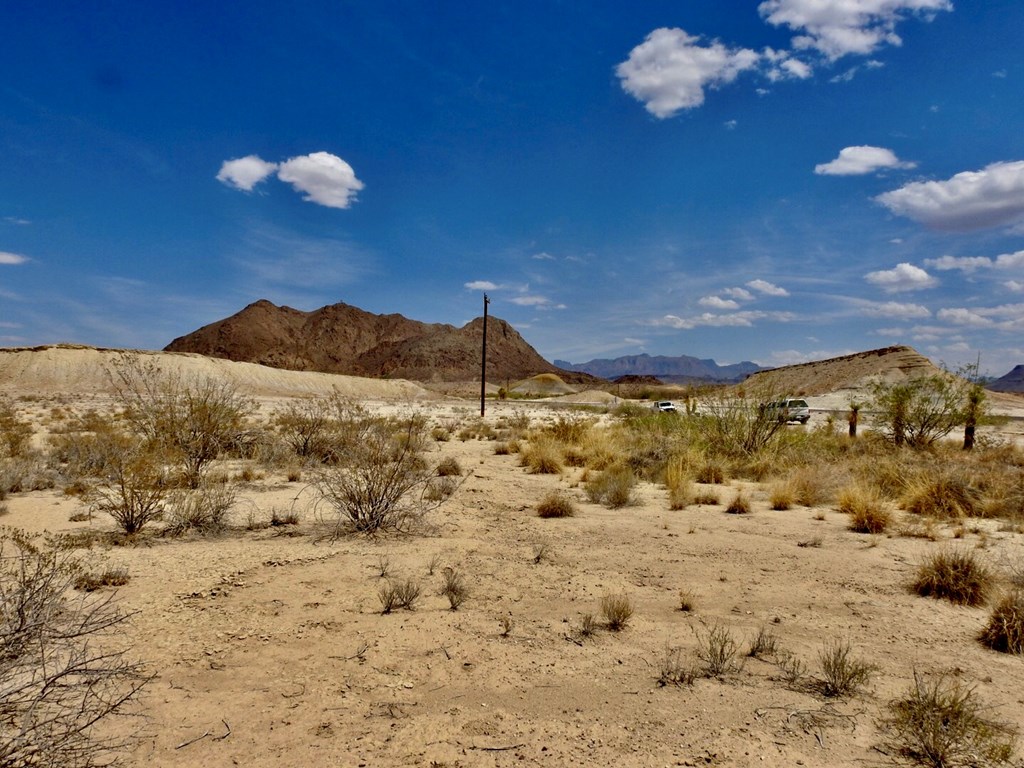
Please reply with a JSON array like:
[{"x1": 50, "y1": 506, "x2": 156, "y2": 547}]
[
  {"x1": 652, "y1": 401, "x2": 677, "y2": 413},
  {"x1": 765, "y1": 398, "x2": 810, "y2": 424}
]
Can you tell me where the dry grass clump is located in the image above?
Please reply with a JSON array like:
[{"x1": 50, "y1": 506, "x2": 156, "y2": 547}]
[
  {"x1": 818, "y1": 639, "x2": 875, "y2": 697},
  {"x1": 73, "y1": 566, "x2": 130, "y2": 592},
  {"x1": 435, "y1": 456, "x2": 462, "y2": 477},
  {"x1": 519, "y1": 435, "x2": 563, "y2": 474},
  {"x1": 584, "y1": 466, "x2": 636, "y2": 508},
  {"x1": 913, "y1": 548, "x2": 993, "y2": 607},
  {"x1": 979, "y1": 591, "x2": 1024, "y2": 654},
  {"x1": 747, "y1": 626, "x2": 779, "y2": 659},
  {"x1": 695, "y1": 460, "x2": 727, "y2": 485},
  {"x1": 769, "y1": 480, "x2": 795, "y2": 510},
  {"x1": 600, "y1": 592, "x2": 634, "y2": 631},
  {"x1": 880, "y1": 670, "x2": 1017, "y2": 767},
  {"x1": 657, "y1": 647, "x2": 696, "y2": 687},
  {"x1": 692, "y1": 488, "x2": 719, "y2": 505},
  {"x1": 838, "y1": 484, "x2": 891, "y2": 534},
  {"x1": 677, "y1": 588, "x2": 696, "y2": 612},
  {"x1": 536, "y1": 491, "x2": 576, "y2": 518},
  {"x1": 378, "y1": 577, "x2": 422, "y2": 614},
  {"x1": 439, "y1": 567, "x2": 468, "y2": 610},
  {"x1": 725, "y1": 491, "x2": 751, "y2": 515},
  {"x1": 903, "y1": 474, "x2": 979, "y2": 519},
  {"x1": 163, "y1": 485, "x2": 236, "y2": 536}
]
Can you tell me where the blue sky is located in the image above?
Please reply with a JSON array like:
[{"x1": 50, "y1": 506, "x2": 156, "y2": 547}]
[{"x1": 3, "y1": 1, "x2": 1024, "y2": 374}]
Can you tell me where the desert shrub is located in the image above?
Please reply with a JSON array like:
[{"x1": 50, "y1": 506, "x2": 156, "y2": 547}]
[
  {"x1": 74, "y1": 566, "x2": 130, "y2": 591},
  {"x1": 312, "y1": 415, "x2": 439, "y2": 534},
  {"x1": 880, "y1": 670, "x2": 1017, "y2": 767},
  {"x1": 578, "y1": 612, "x2": 598, "y2": 638},
  {"x1": 519, "y1": 435, "x2": 563, "y2": 474},
  {"x1": 818, "y1": 639, "x2": 875, "y2": 697},
  {"x1": 747, "y1": 626, "x2": 779, "y2": 659},
  {"x1": 585, "y1": 466, "x2": 636, "y2": 508},
  {"x1": 777, "y1": 651, "x2": 807, "y2": 685},
  {"x1": 0, "y1": 400, "x2": 33, "y2": 458},
  {"x1": 725, "y1": 491, "x2": 751, "y2": 515},
  {"x1": 979, "y1": 591, "x2": 1024, "y2": 654},
  {"x1": 869, "y1": 373, "x2": 980, "y2": 449},
  {"x1": 270, "y1": 508, "x2": 300, "y2": 526},
  {"x1": 424, "y1": 476, "x2": 458, "y2": 502},
  {"x1": 789, "y1": 470, "x2": 836, "y2": 507},
  {"x1": 378, "y1": 577, "x2": 421, "y2": 613},
  {"x1": 87, "y1": 441, "x2": 171, "y2": 535},
  {"x1": 769, "y1": 480, "x2": 795, "y2": 510},
  {"x1": 0, "y1": 529, "x2": 147, "y2": 767},
  {"x1": 163, "y1": 484, "x2": 236, "y2": 536},
  {"x1": 600, "y1": 592, "x2": 634, "y2": 631},
  {"x1": 839, "y1": 484, "x2": 891, "y2": 533},
  {"x1": 668, "y1": 480, "x2": 694, "y2": 510},
  {"x1": 678, "y1": 588, "x2": 696, "y2": 612},
  {"x1": 537, "y1": 491, "x2": 576, "y2": 518},
  {"x1": 694, "y1": 390, "x2": 787, "y2": 458},
  {"x1": 695, "y1": 622, "x2": 740, "y2": 677},
  {"x1": 913, "y1": 548, "x2": 992, "y2": 606},
  {"x1": 436, "y1": 457, "x2": 462, "y2": 477},
  {"x1": 439, "y1": 567, "x2": 468, "y2": 610},
  {"x1": 108, "y1": 354, "x2": 255, "y2": 488},
  {"x1": 545, "y1": 413, "x2": 593, "y2": 445},
  {"x1": 696, "y1": 460, "x2": 726, "y2": 484},
  {"x1": 693, "y1": 488, "x2": 719, "y2": 505},
  {"x1": 657, "y1": 647, "x2": 696, "y2": 687},
  {"x1": 0, "y1": 455, "x2": 59, "y2": 494},
  {"x1": 903, "y1": 474, "x2": 979, "y2": 519}
]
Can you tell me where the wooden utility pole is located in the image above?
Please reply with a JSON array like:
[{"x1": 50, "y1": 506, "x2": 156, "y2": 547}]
[{"x1": 480, "y1": 293, "x2": 490, "y2": 417}]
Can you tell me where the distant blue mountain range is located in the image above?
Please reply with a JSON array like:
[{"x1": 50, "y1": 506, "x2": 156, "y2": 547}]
[{"x1": 554, "y1": 353, "x2": 766, "y2": 383}]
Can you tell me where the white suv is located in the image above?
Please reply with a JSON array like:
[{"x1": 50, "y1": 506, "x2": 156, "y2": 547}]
[{"x1": 766, "y1": 398, "x2": 810, "y2": 424}]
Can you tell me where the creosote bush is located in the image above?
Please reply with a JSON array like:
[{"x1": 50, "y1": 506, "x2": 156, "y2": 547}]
[
  {"x1": 913, "y1": 548, "x2": 992, "y2": 606},
  {"x1": 695, "y1": 622, "x2": 740, "y2": 677},
  {"x1": 600, "y1": 592, "x2": 634, "y2": 631},
  {"x1": 536, "y1": 490, "x2": 576, "y2": 518},
  {"x1": 979, "y1": 591, "x2": 1024, "y2": 654},
  {"x1": 880, "y1": 670, "x2": 1017, "y2": 768},
  {"x1": 87, "y1": 440, "x2": 171, "y2": 535},
  {"x1": 0, "y1": 529, "x2": 148, "y2": 767}
]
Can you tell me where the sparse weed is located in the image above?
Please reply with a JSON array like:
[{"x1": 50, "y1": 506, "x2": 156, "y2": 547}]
[
  {"x1": 499, "y1": 615, "x2": 514, "y2": 637},
  {"x1": 695, "y1": 622, "x2": 740, "y2": 677},
  {"x1": 657, "y1": 647, "x2": 696, "y2": 687},
  {"x1": 585, "y1": 466, "x2": 636, "y2": 509},
  {"x1": 578, "y1": 612, "x2": 598, "y2": 638},
  {"x1": 725, "y1": 491, "x2": 751, "y2": 515},
  {"x1": 777, "y1": 651, "x2": 807, "y2": 685},
  {"x1": 270, "y1": 508, "x2": 300, "y2": 526},
  {"x1": 747, "y1": 626, "x2": 779, "y2": 659},
  {"x1": 839, "y1": 483, "x2": 891, "y2": 534},
  {"x1": 531, "y1": 542, "x2": 549, "y2": 564},
  {"x1": 678, "y1": 588, "x2": 696, "y2": 612},
  {"x1": 693, "y1": 489, "x2": 719, "y2": 505},
  {"x1": 74, "y1": 566, "x2": 130, "y2": 591},
  {"x1": 880, "y1": 670, "x2": 1017, "y2": 768},
  {"x1": 439, "y1": 567, "x2": 468, "y2": 610},
  {"x1": 378, "y1": 577, "x2": 421, "y2": 614},
  {"x1": 818, "y1": 639, "x2": 875, "y2": 697}
]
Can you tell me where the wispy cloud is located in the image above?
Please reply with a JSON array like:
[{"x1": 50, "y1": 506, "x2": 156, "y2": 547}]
[
  {"x1": 0, "y1": 251, "x2": 29, "y2": 265},
  {"x1": 746, "y1": 278, "x2": 789, "y2": 296},
  {"x1": 654, "y1": 310, "x2": 794, "y2": 329},
  {"x1": 699, "y1": 295, "x2": 741, "y2": 310}
]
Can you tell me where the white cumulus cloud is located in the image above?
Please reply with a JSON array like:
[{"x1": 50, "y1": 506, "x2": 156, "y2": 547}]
[
  {"x1": 924, "y1": 255, "x2": 993, "y2": 273},
  {"x1": 724, "y1": 287, "x2": 755, "y2": 301},
  {"x1": 216, "y1": 155, "x2": 279, "y2": 191},
  {"x1": 864, "y1": 262, "x2": 937, "y2": 292},
  {"x1": 936, "y1": 308, "x2": 994, "y2": 327},
  {"x1": 655, "y1": 310, "x2": 794, "y2": 329},
  {"x1": 699, "y1": 295, "x2": 740, "y2": 310},
  {"x1": 815, "y1": 145, "x2": 915, "y2": 176},
  {"x1": 464, "y1": 281, "x2": 498, "y2": 291},
  {"x1": 616, "y1": 28, "x2": 760, "y2": 118},
  {"x1": 758, "y1": 0, "x2": 953, "y2": 61},
  {"x1": 876, "y1": 160, "x2": 1024, "y2": 231},
  {"x1": 277, "y1": 152, "x2": 364, "y2": 209},
  {"x1": 746, "y1": 279, "x2": 789, "y2": 296},
  {"x1": 0, "y1": 251, "x2": 28, "y2": 265}
]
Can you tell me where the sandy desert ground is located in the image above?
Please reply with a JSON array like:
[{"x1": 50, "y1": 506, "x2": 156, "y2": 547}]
[{"x1": 3, "y1": 384, "x2": 1024, "y2": 768}]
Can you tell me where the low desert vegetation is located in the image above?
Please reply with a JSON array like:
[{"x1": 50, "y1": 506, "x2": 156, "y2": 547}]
[
  {"x1": 585, "y1": 466, "x2": 636, "y2": 508},
  {"x1": 0, "y1": 529, "x2": 147, "y2": 767},
  {"x1": 378, "y1": 577, "x2": 422, "y2": 613},
  {"x1": 724, "y1": 491, "x2": 751, "y2": 515},
  {"x1": 979, "y1": 591, "x2": 1024, "y2": 654},
  {"x1": 439, "y1": 566, "x2": 469, "y2": 610},
  {"x1": 818, "y1": 639, "x2": 875, "y2": 697},
  {"x1": 694, "y1": 621, "x2": 741, "y2": 678},
  {"x1": 536, "y1": 490, "x2": 576, "y2": 518},
  {"x1": 839, "y1": 484, "x2": 891, "y2": 534},
  {"x1": 913, "y1": 548, "x2": 993, "y2": 607},
  {"x1": 880, "y1": 670, "x2": 1017, "y2": 767},
  {"x1": 600, "y1": 592, "x2": 634, "y2": 631}
]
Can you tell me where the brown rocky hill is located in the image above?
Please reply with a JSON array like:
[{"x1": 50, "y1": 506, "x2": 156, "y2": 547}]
[
  {"x1": 165, "y1": 300, "x2": 591, "y2": 383},
  {"x1": 989, "y1": 364, "x2": 1024, "y2": 394},
  {"x1": 740, "y1": 345, "x2": 943, "y2": 396}
]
